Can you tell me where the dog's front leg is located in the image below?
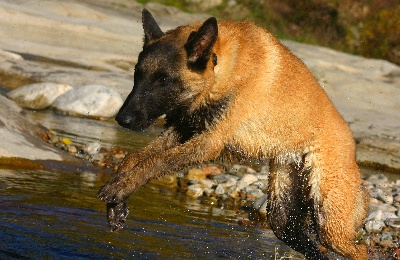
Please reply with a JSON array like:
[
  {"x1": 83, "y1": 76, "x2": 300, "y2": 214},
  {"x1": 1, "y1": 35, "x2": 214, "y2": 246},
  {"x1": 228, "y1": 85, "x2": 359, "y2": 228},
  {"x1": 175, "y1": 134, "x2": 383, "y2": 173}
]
[
  {"x1": 98, "y1": 129, "x2": 179, "y2": 231},
  {"x1": 117, "y1": 128, "x2": 179, "y2": 173},
  {"x1": 98, "y1": 130, "x2": 226, "y2": 231}
]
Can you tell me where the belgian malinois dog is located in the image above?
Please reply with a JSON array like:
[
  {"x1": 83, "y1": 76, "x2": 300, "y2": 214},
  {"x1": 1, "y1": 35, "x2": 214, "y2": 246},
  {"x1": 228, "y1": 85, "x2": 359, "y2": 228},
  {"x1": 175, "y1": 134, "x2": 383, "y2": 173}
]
[{"x1": 98, "y1": 9, "x2": 369, "y2": 259}]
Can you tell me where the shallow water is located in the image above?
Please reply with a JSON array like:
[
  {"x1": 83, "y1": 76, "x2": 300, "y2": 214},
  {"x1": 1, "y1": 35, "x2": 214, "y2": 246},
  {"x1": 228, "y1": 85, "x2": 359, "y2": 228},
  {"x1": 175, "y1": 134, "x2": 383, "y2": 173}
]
[
  {"x1": 0, "y1": 167, "x2": 300, "y2": 259},
  {"x1": 1, "y1": 110, "x2": 302, "y2": 259}
]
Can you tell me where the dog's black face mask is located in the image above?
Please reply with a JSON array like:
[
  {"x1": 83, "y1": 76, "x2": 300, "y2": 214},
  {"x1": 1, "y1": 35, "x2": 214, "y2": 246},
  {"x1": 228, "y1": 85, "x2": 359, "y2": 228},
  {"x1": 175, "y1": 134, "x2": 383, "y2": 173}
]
[
  {"x1": 115, "y1": 41, "x2": 184, "y2": 131},
  {"x1": 116, "y1": 9, "x2": 218, "y2": 132}
]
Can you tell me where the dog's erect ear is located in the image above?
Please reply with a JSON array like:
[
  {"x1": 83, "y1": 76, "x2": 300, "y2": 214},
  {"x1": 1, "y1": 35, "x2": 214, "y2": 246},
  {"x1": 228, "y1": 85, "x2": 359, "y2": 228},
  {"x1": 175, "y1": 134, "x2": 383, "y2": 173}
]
[
  {"x1": 184, "y1": 17, "x2": 218, "y2": 70},
  {"x1": 142, "y1": 9, "x2": 164, "y2": 44}
]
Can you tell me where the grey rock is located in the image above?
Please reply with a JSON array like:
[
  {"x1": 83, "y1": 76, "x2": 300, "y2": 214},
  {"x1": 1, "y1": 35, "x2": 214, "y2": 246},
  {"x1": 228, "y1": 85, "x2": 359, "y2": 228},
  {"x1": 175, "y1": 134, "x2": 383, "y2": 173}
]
[
  {"x1": 199, "y1": 179, "x2": 214, "y2": 189},
  {"x1": 364, "y1": 220, "x2": 385, "y2": 233},
  {"x1": 215, "y1": 184, "x2": 225, "y2": 195},
  {"x1": 253, "y1": 194, "x2": 269, "y2": 214},
  {"x1": 367, "y1": 210, "x2": 383, "y2": 221},
  {"x1": 7, "y1": 82, "x2": 73, "y2": 109},
  {"x1": 186, "y1": 184, "x2": 204, "y2": 198},
  {"x1": 52, "y1": 84, "x2": 123, "y2": 118},
  {"x1": 0, "y1": 95, "x2": 62, "y2": 161}
]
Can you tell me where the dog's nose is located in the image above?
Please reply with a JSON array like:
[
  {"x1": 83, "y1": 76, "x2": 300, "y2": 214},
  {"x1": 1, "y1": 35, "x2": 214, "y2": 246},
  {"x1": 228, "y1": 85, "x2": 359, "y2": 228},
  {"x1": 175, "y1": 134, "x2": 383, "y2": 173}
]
[{"x1": 115, "y1": 113, "x2": 134, "y2": 129}]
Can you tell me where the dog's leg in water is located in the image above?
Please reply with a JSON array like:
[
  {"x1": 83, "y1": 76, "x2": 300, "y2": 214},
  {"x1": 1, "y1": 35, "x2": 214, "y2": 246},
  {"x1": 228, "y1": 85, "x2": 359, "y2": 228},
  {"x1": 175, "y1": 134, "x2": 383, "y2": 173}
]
[
  {"x1": 267, "y1": 158, "x2": 328, "y2": 260},
  {"x1": 99, "y1": 130, "x2": 180, "y2": 231},
  {"x1": 98, "y1": 129, "x2": 226, "y2": 231}
]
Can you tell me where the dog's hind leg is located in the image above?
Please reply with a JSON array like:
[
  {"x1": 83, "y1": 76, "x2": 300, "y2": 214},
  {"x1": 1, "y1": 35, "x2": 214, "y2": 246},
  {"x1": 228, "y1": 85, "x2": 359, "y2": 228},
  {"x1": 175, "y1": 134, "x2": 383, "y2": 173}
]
[
  {"x1": 267, "y1": 158, "x2": 328, "y2": 260},
  {"x1": 311, "y1": 150, "x2": 368, "y2": 260}
]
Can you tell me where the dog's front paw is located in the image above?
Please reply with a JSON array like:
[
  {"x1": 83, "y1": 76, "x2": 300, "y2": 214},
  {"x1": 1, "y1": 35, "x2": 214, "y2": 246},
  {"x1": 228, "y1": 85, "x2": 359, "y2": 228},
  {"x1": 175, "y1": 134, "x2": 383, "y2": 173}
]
[
  {"x1": 107, "y1": 202, "x2": 129, "y2": 232},
  {"x1": 98, "y1": 177, "x2": 127, "y2": 203}
]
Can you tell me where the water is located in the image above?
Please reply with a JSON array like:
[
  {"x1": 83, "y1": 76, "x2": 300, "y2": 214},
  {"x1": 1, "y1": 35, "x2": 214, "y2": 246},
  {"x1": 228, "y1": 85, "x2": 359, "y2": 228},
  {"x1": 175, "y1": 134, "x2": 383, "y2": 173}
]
[
  {"x1": 0, "y1": 110, "x2": 302, "y2": 259},
  {"x1": 0, "y1": 168, "x2": 299, "y2": 259}
]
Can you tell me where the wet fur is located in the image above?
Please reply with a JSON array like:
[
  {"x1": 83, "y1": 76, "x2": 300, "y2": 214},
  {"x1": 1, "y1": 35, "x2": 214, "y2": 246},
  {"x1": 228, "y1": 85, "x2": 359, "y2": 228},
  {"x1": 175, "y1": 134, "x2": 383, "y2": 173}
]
[{"x1": 98, "y1": 9, "x2": 369, "y2": 259}]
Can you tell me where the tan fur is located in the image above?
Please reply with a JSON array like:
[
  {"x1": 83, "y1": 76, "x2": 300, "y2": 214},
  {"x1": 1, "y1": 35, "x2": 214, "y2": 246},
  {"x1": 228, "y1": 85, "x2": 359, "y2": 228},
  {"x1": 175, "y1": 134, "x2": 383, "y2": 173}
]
[{"x1": 99, "y1": 15, "x2": 369, "y2": 260}]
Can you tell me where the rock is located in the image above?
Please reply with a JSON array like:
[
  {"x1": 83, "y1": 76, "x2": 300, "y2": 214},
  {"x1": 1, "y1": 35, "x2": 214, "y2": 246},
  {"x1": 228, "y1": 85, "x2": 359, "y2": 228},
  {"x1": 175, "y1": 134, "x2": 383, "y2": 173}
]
[
  {"x1": 377, "y1": 190, "x2": 394, "y2": 204},
  {"x1": 222, "y1": 177, "x2": 237, "y2": 188},
  {"x1": 367, "y1": 210, "x2": 383, "y2": 221},
  {"x1": 367, "y1": 174, "x2": 389, "y2": 185},
  {"x1": 7, "y1": 82, "x2": 72, "y2": 109},
  {"x1": 236, "y1": 174, "x2": 258, "y2": 191},
  {"x1": 215, "y1": 184, "x2": 225, "y2": 195},
  {"x1": 85, "y1": 142, "x2": 101, "y2": 155},
  {"x1": 377, "y1": 204, "x2": 398, "y2": 212},
  {"x1": 203, "y1": 188, "x2": 215, "y2": 196},
  {"x1": 187, "y1": 168, "x2": 206, "y2": 180},
  {"x1": 394, "y1": 194, "x2": 400, "y2": 203},
  {"x1": 0, "y1": 95, "x2": 62, "y2": 161},
  {"x1": 202, "y1": 165, "x2": 223, "y2": 176},
  {"x1": 68, "y1": 145, "x2": 78, "y2": 153},
  {"x1": 186, "y1": 184, "x2": 204, "y2": 198},
  {"x1": 382, "y1": 212, "x2": 399, "y2": 221},
  {"x1": 199, "y1": 179, "x2": 214, "y2": 189},
  {"x1": 52, "y1": 84, "x2": 123, "y2": 118},
  {"x1": 365, "y1": 220, "x2": 385, "y2": 233},
  {"x1": 253, "y1": 194, "x2": 269, "y2": 215}
]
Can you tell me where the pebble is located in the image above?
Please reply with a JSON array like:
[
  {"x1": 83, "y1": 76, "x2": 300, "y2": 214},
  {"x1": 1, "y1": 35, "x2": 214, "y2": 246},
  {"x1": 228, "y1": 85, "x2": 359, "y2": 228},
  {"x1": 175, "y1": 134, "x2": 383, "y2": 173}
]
[
  {"x1": 186, "y1": 184, "x2": 204, "y2": 198},
  {"x1": 85, "y1": 142, "x2": 101, "y2": 155},
  {"x1": 187, "y1": 168, "x2": 206, "y2": 180}
]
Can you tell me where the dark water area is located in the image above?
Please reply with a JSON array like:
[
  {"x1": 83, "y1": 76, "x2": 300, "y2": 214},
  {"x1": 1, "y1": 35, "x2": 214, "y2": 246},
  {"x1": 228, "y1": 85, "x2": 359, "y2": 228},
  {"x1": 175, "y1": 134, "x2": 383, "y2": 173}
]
[
  {"x1": 0, "y1": 167, "x2": 300, "y2": 259},
  {"x1": 0, "y1": 110, "x2": 302, "y2": 259}
]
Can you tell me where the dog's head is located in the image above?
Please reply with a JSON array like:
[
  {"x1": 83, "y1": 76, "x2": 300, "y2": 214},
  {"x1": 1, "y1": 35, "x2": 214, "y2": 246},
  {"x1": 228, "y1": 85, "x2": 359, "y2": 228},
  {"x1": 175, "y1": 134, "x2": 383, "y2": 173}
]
[{"x1": 115, "y1": 9, "x2": 218, "y2": 131}]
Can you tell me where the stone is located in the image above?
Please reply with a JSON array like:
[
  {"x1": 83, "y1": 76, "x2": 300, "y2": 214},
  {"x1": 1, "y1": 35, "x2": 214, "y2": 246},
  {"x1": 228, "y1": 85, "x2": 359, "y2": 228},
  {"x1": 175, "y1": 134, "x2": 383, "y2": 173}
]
[
  {"x1": 236, "y1": 174, "x2": 258, "y2": 191},
  {"x1": 199, "y1": 179, "x2": 214, "y2": 189},
  {"x1": 85, "y1": 142, "x2": 101, "y2": 155},
  {"x1": 253, "y1": 194, "x2": 269, "y2": 214},
  {"x1": 52, "y1": 84, "x2": 123, "y2": 118},
  {"x1": 367, "y1": 210, "x2": 382, "y2": 221},
  {"x1": 202, "y1": 165, "x2": 223, "y2": 176},
  {"x1": 7, "y1": 82, "x2": 73, "y2": 109},
  {"x1": 186, "y1": 184, "x2": 204, "y2": 198},
  {"x1": 377, "y1": 191, "x2": 394, "y2": 204},
  {"x1": 187, "y1": 168, "x2": 206, "y2": 180},
  {"x1": 364, "y1": 220, "x2": 385, "y2": 233},
  {"x1": 222, "y1": 177, "x2": 237, "y2": 188},
  {"x1": 215, "y1": 184, "x2": 225, "y2": 195},
  {"x1": 377, "y1": 204, "x2": 398, "y2": 212},
  {"x1": 0, "y1": 95, "x2": 63, "y2": 161}
]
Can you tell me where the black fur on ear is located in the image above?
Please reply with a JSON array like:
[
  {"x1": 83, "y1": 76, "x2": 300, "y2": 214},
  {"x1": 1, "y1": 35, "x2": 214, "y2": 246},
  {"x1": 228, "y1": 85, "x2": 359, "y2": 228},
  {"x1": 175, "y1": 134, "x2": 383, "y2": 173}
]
[
  {"x1": 184, "y1": 17, "x2": 218, "y2": 70},
  {"x1": 142, "y1": 9, "x2": 164, "y2": 45}
]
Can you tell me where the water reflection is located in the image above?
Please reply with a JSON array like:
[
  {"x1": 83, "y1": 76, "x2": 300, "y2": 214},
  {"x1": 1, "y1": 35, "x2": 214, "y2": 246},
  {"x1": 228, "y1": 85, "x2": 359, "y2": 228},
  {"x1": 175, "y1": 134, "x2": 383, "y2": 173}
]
[{"x1": 0, "y1": 168, "x2": 302, "y2": 259}]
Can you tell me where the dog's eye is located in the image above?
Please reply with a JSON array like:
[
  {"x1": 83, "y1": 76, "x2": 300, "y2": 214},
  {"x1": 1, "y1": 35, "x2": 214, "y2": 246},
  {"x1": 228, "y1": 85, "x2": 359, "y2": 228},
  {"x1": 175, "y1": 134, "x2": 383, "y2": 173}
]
[{"x1": 153, "y1": 73, "x2": 169, "y2": 85}]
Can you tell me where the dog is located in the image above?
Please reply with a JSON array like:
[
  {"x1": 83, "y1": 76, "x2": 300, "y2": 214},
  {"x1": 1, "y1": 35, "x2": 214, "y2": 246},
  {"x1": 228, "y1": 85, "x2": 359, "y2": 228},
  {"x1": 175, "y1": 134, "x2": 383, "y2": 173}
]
[{"x1": 98, "y1": 9, "x2": 369, "y2": 259}]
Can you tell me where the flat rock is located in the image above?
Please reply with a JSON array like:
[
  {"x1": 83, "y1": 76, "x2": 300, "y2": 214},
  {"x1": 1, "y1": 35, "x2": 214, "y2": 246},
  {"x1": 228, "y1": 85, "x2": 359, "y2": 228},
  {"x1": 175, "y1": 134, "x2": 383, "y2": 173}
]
[
  {"x1": 7, "y1": 82, "x2": 72, "y2": 109},
  {"x1": 0, "y1": 94, "x2": 63, "y2": 161},
  {"x1": 52, "y1": 84, "x2": 123, "y2": 118}
]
